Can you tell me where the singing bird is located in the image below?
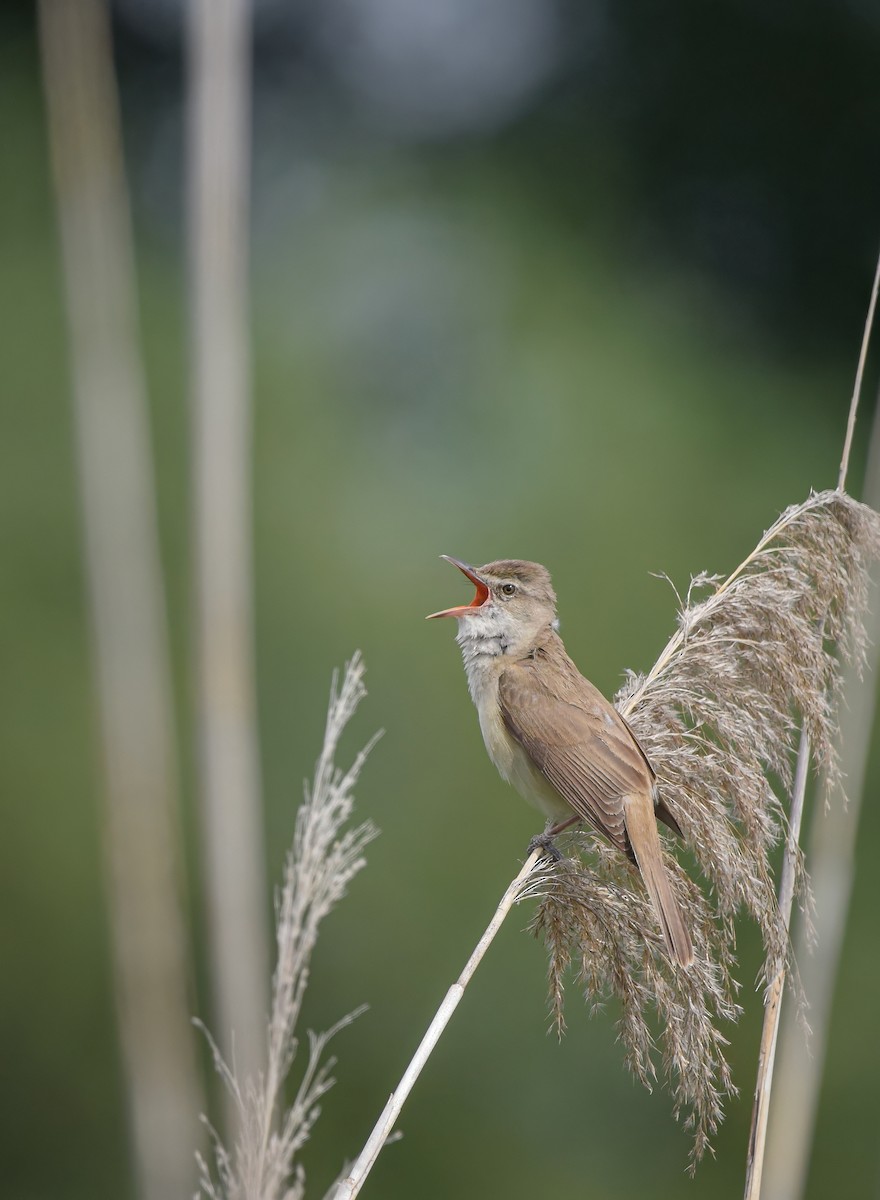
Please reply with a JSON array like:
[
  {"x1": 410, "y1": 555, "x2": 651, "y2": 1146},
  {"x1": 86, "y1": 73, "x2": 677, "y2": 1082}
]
[{"x1": 428, "y1": 556, "x2": 693, "y2": 967}]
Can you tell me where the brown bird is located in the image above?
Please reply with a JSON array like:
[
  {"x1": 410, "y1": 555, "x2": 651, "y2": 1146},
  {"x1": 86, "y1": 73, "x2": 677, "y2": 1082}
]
[{"x1": 428, "y1": 556, "x2": 693, "y2": 967}]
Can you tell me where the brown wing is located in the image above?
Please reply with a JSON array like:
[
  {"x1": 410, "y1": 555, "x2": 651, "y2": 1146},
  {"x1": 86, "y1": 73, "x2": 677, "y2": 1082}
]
[{"x1": 498, "y1": 654, "x2": 653, "y2": 855}]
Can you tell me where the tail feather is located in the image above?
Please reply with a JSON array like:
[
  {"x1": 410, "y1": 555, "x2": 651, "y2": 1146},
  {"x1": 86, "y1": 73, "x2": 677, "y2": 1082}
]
[{"x1": 624, "y1": 793, "x2": 694, "y2": 967}]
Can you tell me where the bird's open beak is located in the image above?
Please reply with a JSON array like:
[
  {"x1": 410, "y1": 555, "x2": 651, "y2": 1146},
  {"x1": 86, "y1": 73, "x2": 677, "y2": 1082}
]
[{"x1": 426, "y1": 556, "x2": 491, "y2": 619}]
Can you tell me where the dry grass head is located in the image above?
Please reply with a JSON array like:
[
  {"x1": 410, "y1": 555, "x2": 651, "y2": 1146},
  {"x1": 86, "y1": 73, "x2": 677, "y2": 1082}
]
[
  {"x1": 197, "y1": 653, "x2": 379, "y2": 1200},
  {"x1": 532, "y1": 490, "x2": 880, "y2": 1166}
]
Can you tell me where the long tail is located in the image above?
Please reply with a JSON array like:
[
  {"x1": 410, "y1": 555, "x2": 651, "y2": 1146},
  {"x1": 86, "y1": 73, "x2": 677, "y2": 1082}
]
[{"x1": 623, "y1": 792, "x2": 693, "y2": 967}]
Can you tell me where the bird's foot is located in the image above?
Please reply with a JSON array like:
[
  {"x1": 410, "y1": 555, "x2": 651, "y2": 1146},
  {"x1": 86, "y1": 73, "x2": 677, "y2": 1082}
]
[{"x1": 526, "y1": 833, "x2": 563, "y2": 863}]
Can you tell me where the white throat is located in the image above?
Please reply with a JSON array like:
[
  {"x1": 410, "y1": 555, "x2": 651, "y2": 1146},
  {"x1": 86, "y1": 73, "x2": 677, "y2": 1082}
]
[{"x1": 455, "y1": 607, "x2": 511, "y2": 707}]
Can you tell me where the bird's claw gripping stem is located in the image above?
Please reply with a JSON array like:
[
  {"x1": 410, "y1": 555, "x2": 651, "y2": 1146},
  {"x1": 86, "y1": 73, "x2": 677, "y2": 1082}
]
[{"x1": 526, "y1": 833, "x2": 563, "y2": 863}]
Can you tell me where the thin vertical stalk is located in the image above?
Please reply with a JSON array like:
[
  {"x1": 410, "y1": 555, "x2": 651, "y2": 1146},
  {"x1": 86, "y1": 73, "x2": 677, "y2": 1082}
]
[
  {"x1": 743, "y1": 251, "x2": 880, "y2": 1200},
  {"x1": 188, "y1": 0, "x2": 269, "y2": 1099},
  {"x1": 743, "y1": 734, "x2": 812, "y2": 1200},
  {"x1": 763, "y1": 396, "x2": 880, "y2": 1200},
  {"x1": 38, "y1": 2, "x2": 203, "y2": 1196}
]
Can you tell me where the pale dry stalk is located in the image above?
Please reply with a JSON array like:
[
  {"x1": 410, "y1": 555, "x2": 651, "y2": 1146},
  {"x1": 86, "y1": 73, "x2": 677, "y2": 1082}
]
[
  {"x1": 188, "y1": 0, "x2": 269, "y2": 1105},
  {"x1": 39, "y1": 2, "x2": 203, "y2": 1195},
  {"x1": 333, "y1": 849, "x2": 545, "y2": 1200}
]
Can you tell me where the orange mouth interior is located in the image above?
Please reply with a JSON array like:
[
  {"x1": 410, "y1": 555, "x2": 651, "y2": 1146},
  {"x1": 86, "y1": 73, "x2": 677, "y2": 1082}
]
[{"x1": 426, "y1": 561, "x2": 490, "y2": 619}]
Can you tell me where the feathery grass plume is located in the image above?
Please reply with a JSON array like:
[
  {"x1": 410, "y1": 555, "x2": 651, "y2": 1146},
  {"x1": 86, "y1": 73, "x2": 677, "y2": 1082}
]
[
  {"x1": 196, "y1": 653, "x2": 380, "y2": 1200},
  {"x1": 532, "y1": 489, "x2": 880, "y2": 1166},
  {"x1": 532, "y1": 834, "x2": 741, "y2": 1164}
]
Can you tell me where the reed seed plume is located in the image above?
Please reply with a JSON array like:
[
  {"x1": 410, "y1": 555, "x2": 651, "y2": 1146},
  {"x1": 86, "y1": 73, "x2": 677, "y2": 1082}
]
[
  {"x1": 532, "y1": 836, "x2": 740, "y2": 1164},
  {"x1": 532, "y1": 489, "x2": 880, "y2": 1165},
  {"x1": 196, "y1": 653, "x2": 380, "y2": 1200}
]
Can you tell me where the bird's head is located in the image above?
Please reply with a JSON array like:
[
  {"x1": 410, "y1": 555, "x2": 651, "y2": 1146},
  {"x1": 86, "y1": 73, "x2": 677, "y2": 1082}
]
[{"x1": 427, "y1": 556, "x2": 558, "y2": 654}]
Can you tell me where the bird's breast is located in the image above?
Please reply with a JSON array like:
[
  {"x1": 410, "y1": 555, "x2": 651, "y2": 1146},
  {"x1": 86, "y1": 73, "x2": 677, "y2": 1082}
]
[{"x1": 472, "y1": 673, "x2": 572, "y2": 824}]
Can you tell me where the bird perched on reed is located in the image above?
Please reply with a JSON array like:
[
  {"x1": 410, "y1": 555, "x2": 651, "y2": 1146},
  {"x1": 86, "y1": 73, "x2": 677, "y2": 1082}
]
[{"x1": 428, "y1": 556, "x2": 693, "y2": 966}]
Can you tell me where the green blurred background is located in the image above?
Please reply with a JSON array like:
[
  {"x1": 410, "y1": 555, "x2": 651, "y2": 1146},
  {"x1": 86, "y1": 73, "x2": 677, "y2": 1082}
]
[{"x1": 3, "y1": 1, "x2": 880, "y2": 1197}]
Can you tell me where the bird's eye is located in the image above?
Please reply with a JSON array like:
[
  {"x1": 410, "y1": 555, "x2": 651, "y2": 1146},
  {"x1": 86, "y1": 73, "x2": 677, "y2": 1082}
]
[{"x1": 501, "y1": 583, "x2": 517, "y2": 597}]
